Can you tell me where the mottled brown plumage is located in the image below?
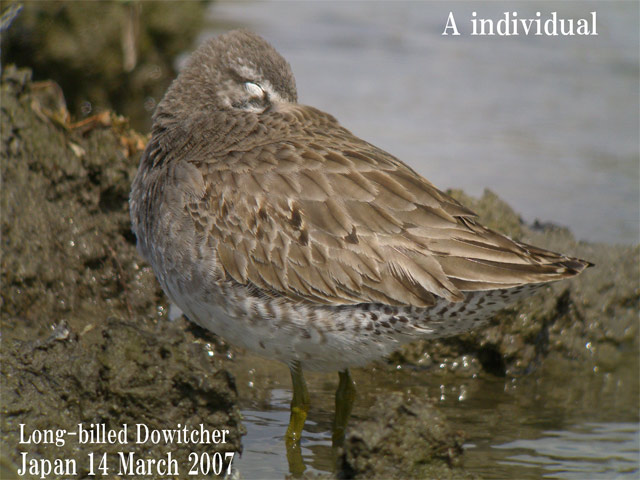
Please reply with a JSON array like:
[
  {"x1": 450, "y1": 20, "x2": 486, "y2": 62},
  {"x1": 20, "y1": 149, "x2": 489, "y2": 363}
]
[{"x1": 130, "y1": 30, "x2": 590, "y2": 459}]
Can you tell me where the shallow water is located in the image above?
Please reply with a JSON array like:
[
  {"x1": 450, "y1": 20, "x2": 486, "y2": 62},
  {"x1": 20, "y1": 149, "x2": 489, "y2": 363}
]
[
  {"x1": 226, "y1": 353, "x2": 639, "y2": 479},
  {"x1": 205, "y1": 0, "x2": 639, "y2": 245},
  {"x1": 200, "y1": 1, "x2": 640, "y2": 478},
  {"x1": 4, "y1": 322, "x2": 635, "y2": 480},
  {"x1": 491, "y1": 422, "x2": 639, "y2": 479}
]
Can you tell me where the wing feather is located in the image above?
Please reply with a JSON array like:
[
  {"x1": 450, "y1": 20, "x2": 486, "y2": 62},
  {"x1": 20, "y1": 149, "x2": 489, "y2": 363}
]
[{"x1": 177, "y1": 105, "x2": 589, "y2": 307}]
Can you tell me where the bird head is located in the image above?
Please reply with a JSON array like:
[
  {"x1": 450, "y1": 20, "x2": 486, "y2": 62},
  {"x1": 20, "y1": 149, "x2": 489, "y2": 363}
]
[{"x1": 156, "y1": 30, "x2": 298, "y2": 120}]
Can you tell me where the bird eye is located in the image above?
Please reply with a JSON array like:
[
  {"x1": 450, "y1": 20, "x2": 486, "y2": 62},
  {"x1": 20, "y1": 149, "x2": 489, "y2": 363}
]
[{"x1": 244, "y1": 82, "x2": 265, "y2": 98}]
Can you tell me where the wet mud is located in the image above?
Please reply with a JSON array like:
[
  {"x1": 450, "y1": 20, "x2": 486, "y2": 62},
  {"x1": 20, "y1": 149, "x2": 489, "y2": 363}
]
[
  {"x1": 1, "y1": 67, "x2": 243, "y2": 478},
  {"x1": 338, "y1": 393, "x2": 473, "y2": 480}
]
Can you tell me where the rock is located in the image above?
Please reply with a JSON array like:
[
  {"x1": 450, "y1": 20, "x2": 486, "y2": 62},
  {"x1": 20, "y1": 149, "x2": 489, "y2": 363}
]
[{"x1": 338, "y1": 393, "x2": 472, "y2": 480}]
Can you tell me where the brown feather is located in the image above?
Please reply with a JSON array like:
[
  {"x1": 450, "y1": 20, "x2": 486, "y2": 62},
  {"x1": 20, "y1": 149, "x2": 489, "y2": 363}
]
[{"x1": 149, "y1": 103, "x2": 589, "y2": 308}]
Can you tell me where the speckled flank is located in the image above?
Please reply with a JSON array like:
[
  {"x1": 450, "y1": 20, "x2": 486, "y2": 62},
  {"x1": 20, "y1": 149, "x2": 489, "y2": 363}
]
[
  {"x1": 158, "y1": 271, "x2": 546, "y2": 371},
  {"x1": 130, "y1": 30, "x2": 590, "y2": 374}
]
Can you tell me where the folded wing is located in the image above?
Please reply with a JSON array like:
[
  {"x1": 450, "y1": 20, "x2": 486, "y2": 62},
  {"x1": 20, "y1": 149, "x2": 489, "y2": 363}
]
[{"x1": 178, "y1": 105, "x2": 589, "y2": 308}]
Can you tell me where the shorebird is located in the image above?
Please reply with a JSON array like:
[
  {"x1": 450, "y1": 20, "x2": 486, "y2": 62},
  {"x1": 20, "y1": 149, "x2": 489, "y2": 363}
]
[{"x1": 130, "y1": 30, "x2": 590, "y2": 471}]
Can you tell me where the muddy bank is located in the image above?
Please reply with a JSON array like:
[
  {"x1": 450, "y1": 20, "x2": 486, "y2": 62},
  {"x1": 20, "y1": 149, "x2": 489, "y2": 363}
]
[{"x1": 1, "y1": 67, "x2": 244, "y2": 478}]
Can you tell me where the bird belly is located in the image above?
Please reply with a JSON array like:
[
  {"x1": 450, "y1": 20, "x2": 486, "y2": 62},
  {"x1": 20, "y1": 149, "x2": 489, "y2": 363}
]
[{"x1": 159, "y1": 276, "x2": 400, "y2": 371}]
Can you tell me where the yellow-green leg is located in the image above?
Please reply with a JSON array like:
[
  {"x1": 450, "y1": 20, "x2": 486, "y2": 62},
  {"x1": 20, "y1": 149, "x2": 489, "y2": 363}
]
[
  {"x1": 285, "y1": 361, "x2": 309, "y2": 475},
  {"x1": 332, "y1": 369, "x2": 356, "y2": 448}
]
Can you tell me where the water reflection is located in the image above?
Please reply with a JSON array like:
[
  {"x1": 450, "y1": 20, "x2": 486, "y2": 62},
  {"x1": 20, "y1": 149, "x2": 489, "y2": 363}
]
[{"x1": 235, "y1": 387, "x2": 335, "y2": 478}]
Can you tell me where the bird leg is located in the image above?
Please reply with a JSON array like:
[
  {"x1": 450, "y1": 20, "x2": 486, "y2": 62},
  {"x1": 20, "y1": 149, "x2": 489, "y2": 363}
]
[
  {"x1": 332, "y1": 368, "x2": 356, "y2": 448},
  {"x1": 285, "y1": 361, "x2": 310, "y2": 475},
  {"x1": 286, "y1": 361, "x2": 310, "y2": 442}
]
